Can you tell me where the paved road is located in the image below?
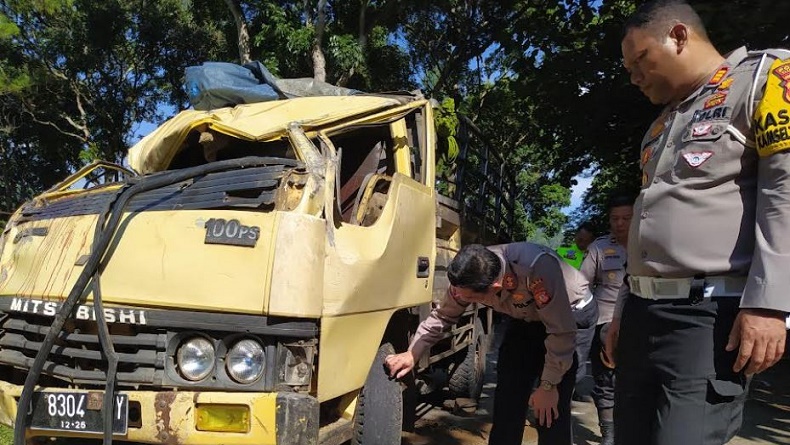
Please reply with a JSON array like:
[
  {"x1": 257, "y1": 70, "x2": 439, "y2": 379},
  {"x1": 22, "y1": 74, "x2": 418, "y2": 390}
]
[{"x1": 403, "y1": 323, "x2": 790, "y2": 445}]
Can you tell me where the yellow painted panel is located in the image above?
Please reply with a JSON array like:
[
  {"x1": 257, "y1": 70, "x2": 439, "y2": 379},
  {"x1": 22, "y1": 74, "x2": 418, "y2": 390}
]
[
  {"x1": 390, "y1": 119, "x2": 413, "y2": 177},
  {"x1": 129, "y1": 96, "x2": 402, "y2": 174},
  {"x1": 316, "y1": 311, "x2": 395, "y2": 401},
  {"x1": 0, "y1": 216, "x2": 97, "y2": 298},
  {"x1": 323, "y1": 173, "x2": 436, "y2": 315},
  {"x1": 0, "y1": 210, "x2": 279, "y2": 314},
  {"x1": 0, "y1": 382, "x2": 283, "y2": 445},
  {"x1": 422, "y1": 104, "x2": 436, "y2": 185},
  {"x1": 268, "y1": 212, "x2": 324, "y2": 317}
]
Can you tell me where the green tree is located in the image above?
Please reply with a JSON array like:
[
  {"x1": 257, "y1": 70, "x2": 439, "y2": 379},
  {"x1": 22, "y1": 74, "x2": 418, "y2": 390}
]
[
  {"x1": 459, "y1": 77, "x2": 572, "y2": 240},
  {"x1": 4, "y1": 0, "x2": 788, "y2": 235},
  {"x1": 223, "y1": 0, "x2": 414, "y2": 92},
  {"x1": 0, "y1": 0, "x2": 227, "y2": 216},
  {"x1": 505, "y1": 0, "x2": 790, "y2": 225}
]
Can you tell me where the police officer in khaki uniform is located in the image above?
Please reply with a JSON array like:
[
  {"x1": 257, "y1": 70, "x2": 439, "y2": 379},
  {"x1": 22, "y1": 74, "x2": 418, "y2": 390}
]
[
  {"x1": 605, "y1": 1, "x2": 790, "y2": 444},
  {"x1": 578, "y1": 196, "x2": 632, "y2": 445},
  {"x1": 385, "y1": 243, "x2": 589, "y2": 445},
  {"x1": 556, "y1": 223, "x2": 599, "y2": 394}
]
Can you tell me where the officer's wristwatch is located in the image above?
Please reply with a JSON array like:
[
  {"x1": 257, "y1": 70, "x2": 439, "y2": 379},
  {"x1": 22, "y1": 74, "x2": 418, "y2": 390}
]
[{"x1": 539, "y1": 380, "x2": 557, "y2": 391}]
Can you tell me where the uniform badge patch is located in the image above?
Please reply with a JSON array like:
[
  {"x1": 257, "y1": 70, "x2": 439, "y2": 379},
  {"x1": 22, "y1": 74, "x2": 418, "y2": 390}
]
[
  {"x1": 529, "y1": 278, "x2": 552, "y2": 308},
  {"x1": 604, "y1": 248, "x2": 616, "y2": 255},
  {"x1": 511, "y1": 292, "x2": 527, "y2": 303},
  {"x1": 772, "y1": 62, "x2": 790, "y2": 104},
  {"x1": 717, "y1": 77, "x2": 734, "y2": 91},
  {"x1": 502, "y1": 272, "x2": 518, "y2": 291},
  {"x1": 607, "y1": 272, "x2": 616, "y2": 281},
  {"x1": 755, "y1": 59, "x2": 790, "y2": 157},
  {"x1": 649, "y1": 122, "x2": 665, "y2": 139},
  {"x1": 692, "y1": 106, "x2": 730, "y2": 124},
  {"x1": 641, "y1": 146, "x2": 653, "y2": 168},
  {"x1": 704, "y1": 92, "x2": 727, "y2": 109},
  {"x1": 692, "y1": 123, "x2": 712, "y2": 137},
  {"x1": 649, "y1": 112, "x2": 668, "y2": 139},
  {"x1": 708, "y1": 67, "x2": 729, "y2": 86},
  {"x1": 682, "y1": 151, "x2": 714, "y2": 167}
]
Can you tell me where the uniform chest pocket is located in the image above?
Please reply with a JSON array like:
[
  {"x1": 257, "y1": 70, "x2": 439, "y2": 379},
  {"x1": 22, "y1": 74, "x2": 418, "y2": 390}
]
[
  {"x1": 673, "y1": 122, "x2": 743, "y2": 180},
  {"x1": 601, "y1": 256, "x2": 624, "y2": 271}
]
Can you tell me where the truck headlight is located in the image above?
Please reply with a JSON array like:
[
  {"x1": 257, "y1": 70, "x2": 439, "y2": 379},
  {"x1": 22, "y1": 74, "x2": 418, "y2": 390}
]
[
  {"x1": 177, "y1": 337, "x2": 216, "y2": 381},
  {"x1": 226, "y1": 339, "x2": 265, "y2": 384}
]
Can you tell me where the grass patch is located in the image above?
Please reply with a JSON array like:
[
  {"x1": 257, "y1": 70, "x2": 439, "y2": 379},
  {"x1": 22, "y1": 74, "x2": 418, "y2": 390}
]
[{"x1": 0, "y1": 425, "x2": 12, "y2": 445}]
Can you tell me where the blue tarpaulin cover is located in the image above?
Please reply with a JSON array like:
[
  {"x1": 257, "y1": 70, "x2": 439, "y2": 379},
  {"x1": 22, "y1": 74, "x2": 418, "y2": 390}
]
[{"x1": 185, "y1": 61, "x2": 359, "y2": 110}]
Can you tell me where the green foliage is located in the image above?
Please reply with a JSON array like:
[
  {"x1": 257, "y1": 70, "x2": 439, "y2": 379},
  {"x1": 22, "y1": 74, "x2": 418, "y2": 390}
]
[
  {"x1": 78, "y1": 143, "x2": 102, "y2": 165},
  {"x1": 0, "y1": 14, "x2": 19, "y2": 39},
  {"x1": 328, "y1": 34, "x2": 364, "y2": 74},
  {"x1": 0, "y1": 0, "x2": 227, "y2": 214},
  {"x1": 1, "y1": 0, "x2": 787, "y2": 236},
  {"x1": 458, "y1": 75, "x2": 572, "y2": 240},
  {"x1": 285, "y1": 27, "x2": 314, "y2": 60},
  {"x1": 0, "y1": 66, "x2": 29, "y2": 94},
  {"x1": 511, "y1": 169, "x2": 571, "y2": 241},
  {"x1": 527, "y1": 227, "x2": 566, "y2": 250},
  {"x1": 464, "y1": 0, "x2": 645, "y2": 233},
  {"x1": 360, "y1": 25, "x2": 411, "y2": 91},
  {"x1": 501, "y1": 0, "x2": 790, "y2": 227},
  {"x1": 435, "y1": 98, "x2": 458, "y2": 138},
  {"x1": 0, "y1": 425, "x2": 11, "y2": 445},
  {"x1": 401, "y1": 1, "x2": 519, "y2": 98},
  {"x1": 435, "y1": 97, "x2": 460, "y2": 196},
  {"x1": 245, "y1": 0, "x2": 413, "y2": 91}
]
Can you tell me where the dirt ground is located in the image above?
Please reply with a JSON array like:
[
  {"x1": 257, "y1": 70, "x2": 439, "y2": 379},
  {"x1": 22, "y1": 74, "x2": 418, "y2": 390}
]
[{"x1": 402, "y1": 322, "x2": 790, "y2": 445}]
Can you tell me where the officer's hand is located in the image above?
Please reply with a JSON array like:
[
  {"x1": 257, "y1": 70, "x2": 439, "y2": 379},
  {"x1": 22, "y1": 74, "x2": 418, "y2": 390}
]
[
  {"x1": 726, "y1": 309, "x2": 787, "y2": 375},
  {"x1": 604, "y1": 318, "x2": 621, "y2": 368},
  {"x1": 384, "y1": 351, "x2": 416, "y2": 379},
  {"x1": 528, "y1": 388, "x2": 559, "y2": 428}
]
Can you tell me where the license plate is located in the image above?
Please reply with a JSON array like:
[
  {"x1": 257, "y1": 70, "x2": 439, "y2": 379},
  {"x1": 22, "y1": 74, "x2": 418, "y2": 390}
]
[{"x1": 28, "y1": 391, "x2": 128, "y2": 435}]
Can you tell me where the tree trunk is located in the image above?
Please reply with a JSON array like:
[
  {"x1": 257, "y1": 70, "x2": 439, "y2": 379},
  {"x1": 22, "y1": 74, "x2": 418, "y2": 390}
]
[
  {"x1": 311, "y1": 0, "x2": 328, "y2": 82},
  {"x1": 336, "y1": 0, "x2": 368, "y2": 87},
  {"x1": 224, "y1": 0, "x2": 251, "y2": 64},
  {"x1": 358, "y1": 0, "x2": 368, "y2": 50}
]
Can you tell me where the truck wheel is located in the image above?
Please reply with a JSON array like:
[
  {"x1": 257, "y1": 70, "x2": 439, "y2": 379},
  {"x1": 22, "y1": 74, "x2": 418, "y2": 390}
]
[
  {"x1": 352, "y1": 343, "x2": 402, "y2": 445},
  {"x1": 448, "y1": 319, "x2": 488, "y2": 400}
]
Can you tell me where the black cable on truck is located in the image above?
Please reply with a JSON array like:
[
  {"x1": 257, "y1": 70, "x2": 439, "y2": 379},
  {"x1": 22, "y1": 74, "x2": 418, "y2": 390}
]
[
  {"x1": 91, "y1": 199, "x2": 119, "y2": 445},
  {"x1": 14, "y1": 156, "x2": 297, "y2": 445}
]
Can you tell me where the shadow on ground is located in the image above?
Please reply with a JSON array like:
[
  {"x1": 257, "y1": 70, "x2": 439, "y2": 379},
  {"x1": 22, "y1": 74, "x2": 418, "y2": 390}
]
[
  {"x1": 730, "y1": 357, "x2": 790, "y2": 445},
  {"x1": 403, "y1": 320, "x2": 790, "y2": 445}
]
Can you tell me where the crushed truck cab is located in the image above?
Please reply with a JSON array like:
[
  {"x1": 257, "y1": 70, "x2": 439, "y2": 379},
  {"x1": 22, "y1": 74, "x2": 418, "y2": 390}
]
[{"x1": 0, "y1": 93, "x2": 515, "y2": 444}]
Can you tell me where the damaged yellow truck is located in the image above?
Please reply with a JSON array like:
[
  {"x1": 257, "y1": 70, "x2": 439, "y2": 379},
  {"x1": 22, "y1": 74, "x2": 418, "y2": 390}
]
[{"x1": 0, "y1": 92, "x2": 515, "y2": 444}]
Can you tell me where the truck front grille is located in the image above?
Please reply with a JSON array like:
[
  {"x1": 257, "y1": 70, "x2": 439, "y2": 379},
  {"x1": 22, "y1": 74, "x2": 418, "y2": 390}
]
[
  {"x1": 0, "y1": 298, "x2": 319, "y2": 391},
  {"x1": 0, "y1": 312, "x2": 167, "y2": 388},
  {"x1": 20, "y1": 160, "x2": 304, "y2": 221}
]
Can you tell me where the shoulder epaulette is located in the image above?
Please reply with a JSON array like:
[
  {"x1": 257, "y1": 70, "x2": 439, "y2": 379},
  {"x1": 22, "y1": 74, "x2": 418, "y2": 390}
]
[{"x1": 747, "y1": 48, "x2": 790, "y2": 61}]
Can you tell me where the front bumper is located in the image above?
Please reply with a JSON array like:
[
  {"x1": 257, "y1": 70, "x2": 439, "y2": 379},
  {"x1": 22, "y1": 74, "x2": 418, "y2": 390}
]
[{"x1": 0, "y1": 381, "x2": 318, "y2": 444}]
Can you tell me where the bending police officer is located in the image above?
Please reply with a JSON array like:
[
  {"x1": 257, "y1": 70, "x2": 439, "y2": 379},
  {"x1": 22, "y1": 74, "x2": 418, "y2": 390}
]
[{"x1": 385, "y1": 243, "x2": 589, "y2": 445}]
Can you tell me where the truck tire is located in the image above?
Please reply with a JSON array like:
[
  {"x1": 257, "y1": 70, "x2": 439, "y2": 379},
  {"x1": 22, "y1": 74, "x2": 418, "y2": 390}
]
[
  {"x1": 352, "y1": 343, "x2": 402, "y2": 445},
  {"x1": 448, "y1": 319, "x2": 488, "y2": 400}
]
